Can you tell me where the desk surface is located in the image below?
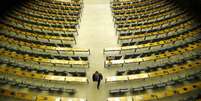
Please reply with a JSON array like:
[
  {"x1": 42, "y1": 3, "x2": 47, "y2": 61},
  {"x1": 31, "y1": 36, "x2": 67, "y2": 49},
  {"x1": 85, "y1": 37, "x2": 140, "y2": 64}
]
[
  {"x1": 0, "y1": 88, "x2": 86, "y2": 101},
  {"x1": 107, "y1": 82, "x2": 201, "y2": 101},
  {"x1": 0, "y1": 66, "x2": 88, "y2": 83},
  {"x1": 106, "y1": 59, "x2": 201, "y2": 82}
]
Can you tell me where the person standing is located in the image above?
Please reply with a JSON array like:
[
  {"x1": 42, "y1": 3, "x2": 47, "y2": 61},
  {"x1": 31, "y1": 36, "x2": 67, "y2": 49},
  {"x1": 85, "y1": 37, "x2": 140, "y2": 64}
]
[{"x1": 92, "y1": 71, "x2": 103, "y2": 89}]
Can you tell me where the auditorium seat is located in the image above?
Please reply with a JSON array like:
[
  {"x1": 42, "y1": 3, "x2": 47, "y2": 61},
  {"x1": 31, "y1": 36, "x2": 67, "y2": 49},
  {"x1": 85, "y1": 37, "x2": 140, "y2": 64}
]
[
  {"x1": 0, "y1": 0, "x2": 88, "y2": 100},
  {"x1": 0, "y1": 0, "x2": 201, "y2": 100},
  {"x1": 107, "y1": 72, "x2": 201, "y2": 100},
  {"x1": 0, "y1": 88, "x2": 86, "y2": 101},
  {"x1": 106, "y1": 0, "x2": 201, "y2": 100}
]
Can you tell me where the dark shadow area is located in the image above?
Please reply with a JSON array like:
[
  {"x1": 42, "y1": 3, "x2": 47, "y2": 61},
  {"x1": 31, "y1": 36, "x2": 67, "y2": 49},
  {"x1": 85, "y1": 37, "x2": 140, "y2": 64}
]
[
  {"x1": 175, "y1": 0, "x2": 201, "y2": 17},
  {"x1": 0, "y1": 0, "x2": 20, "y2": 15}
]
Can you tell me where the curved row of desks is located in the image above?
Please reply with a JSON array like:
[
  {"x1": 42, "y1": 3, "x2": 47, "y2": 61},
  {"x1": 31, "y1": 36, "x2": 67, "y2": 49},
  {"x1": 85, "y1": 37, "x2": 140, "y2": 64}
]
[
  {"x1": 0, "y1": 88, "x2": 86, "y2": 101},
  {"x1": 104, "y1": 40, "x2": 201, "y2": 67},
  {"x1": 0, "y1": 65, "x2": 88, "y2": 83},
  {"x1": 107, "y1": 81, "x2": 201, "y2": 101},
  {"x1": 106, "y1": 58, "x2": 201, "y2": 82}
]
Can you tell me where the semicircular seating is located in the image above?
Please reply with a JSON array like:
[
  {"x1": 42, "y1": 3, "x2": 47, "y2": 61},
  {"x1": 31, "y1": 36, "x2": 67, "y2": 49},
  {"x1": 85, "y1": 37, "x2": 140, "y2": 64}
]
[
  {"x1": 0, "y1": 0, "x2": 88, "y2": 100},
  {"x1": 105, "y1": 0, "x2": 201, "y2": 100}
]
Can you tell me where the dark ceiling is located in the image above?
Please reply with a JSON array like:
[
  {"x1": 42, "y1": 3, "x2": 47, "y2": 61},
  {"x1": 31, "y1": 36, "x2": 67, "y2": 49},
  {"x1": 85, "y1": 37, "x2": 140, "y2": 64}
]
[
  {"x1": 175, "y1": 0, "x2": 201, "y2": 16},
  {"x1": 0, "y1": 0, "x2": 20, "y2": 14}
]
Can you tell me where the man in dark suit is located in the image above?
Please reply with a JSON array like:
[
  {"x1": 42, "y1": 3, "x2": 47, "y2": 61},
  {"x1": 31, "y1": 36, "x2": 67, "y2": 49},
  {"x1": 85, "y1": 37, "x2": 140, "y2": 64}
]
[{"x1": 92, "y1": 71, "x2": 103, "y2": 89}]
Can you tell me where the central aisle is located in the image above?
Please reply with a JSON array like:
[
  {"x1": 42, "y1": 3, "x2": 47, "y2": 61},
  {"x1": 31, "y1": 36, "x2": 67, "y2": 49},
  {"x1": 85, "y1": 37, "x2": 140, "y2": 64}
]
[{"x1": 75, "y1": 0, "x2": 118, "y2": 100}]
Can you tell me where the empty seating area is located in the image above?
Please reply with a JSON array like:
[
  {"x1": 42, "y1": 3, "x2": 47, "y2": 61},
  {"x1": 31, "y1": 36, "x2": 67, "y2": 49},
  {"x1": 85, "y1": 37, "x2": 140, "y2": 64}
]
[
  {"x1": 105, "y1": 0, "x2": 201, "y2": 100},
  {"x1": 0, "y1": 0, "x2": 89, "y2": 100},
  {"x1": 0, "y1": 0, "x2": 201, "y2": 100},
  {"x1": 108, "y1": 79, "x2": 201, "y2": 101},
  {"x1": 0, "y1": 88, "x2": 86, "y2": 101}
]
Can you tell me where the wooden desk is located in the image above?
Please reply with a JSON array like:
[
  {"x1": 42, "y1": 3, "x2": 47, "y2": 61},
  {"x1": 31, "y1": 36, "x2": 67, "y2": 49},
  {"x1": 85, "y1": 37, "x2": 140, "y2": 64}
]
[
  {"x1": 44, "y1": 75, "x2": 66, "y2": 81},
  {"x1": 143, "y1": 94, "x2": 157, "y2": 100},
  {"x1": 154, "y1": 92, "x2": 166, "y2": 99},
  {"x1": 60, "y1": 97, "x2": 86, "y2": 101},
  {"x1": 148, "y1": 71, "x2": 163, "y2": 78},
  {"x1": 0, "y1": 88, "x2": 86, "y2": 101},
  {"x1": 105, "y1": 41, "x2": 201, "y2": 67},
  {"x1": 106, "y1": 59, "x2": 201, "y2": 82},
  {"x1": 0, "y1": 34, "x2": 89, "y2": 55},
  {"x1": 16, "y1": 92, "x2": 35, "y2": 101},
  {"x1": 106, "y1": 23, "x2": 200, "y2": 56},
  {"x1": 108, "y1": 96, "x2": 132, "y2": 101},
  {"x1": 0, "y1": 65, "x2": 88, "y2": 83},
  {"x1": 108, "y1": 60, "x2": 124, "y2": 65},
  {"x1": 128, "y1": 73, "x2": 148, "y2": 80},
  {"x1": 109, "y1": 82, "x2": 201, "y2": 101},
  {"x1": 106, "y1": 76, "x2": 128, "y2": 82},
  {"x1": 1, "y1": 89, "x2": 13, "y2": 97},
  {"x1": 163, "y1": 90, "x2": 174, "y2": 97},
  {"x1": 0, "y1": 49, "x2": 89, "y2": 67},
  {"x1": 36, "y1": 95, "x2": 59, "y2": 101},
  {"x1": 125, "y1": 58, "x2": 143, "y2": 63},
  {"x1": 132, "y1": 95, "x2": 144, "y2": 101},
  {"x1": 65, "y1": 77, "x2": 88, "y2": 83},
  {"x1": 177, "y1": 85, "x2": 193, "y2": 94}
]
